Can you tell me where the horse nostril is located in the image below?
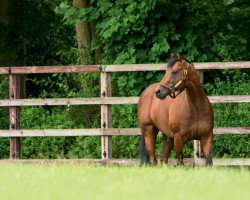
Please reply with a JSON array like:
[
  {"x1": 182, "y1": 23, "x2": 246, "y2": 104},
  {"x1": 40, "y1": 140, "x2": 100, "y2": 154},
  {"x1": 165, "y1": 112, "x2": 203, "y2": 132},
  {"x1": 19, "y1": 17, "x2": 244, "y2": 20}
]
[{"x1": 155, "y1": 89, "x2": 161, "y2": 95}]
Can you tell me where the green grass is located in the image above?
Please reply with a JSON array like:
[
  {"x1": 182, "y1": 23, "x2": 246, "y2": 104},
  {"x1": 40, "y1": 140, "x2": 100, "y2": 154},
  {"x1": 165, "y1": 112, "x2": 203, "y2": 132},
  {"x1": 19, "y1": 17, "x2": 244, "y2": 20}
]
[{"x1": 0, "y1": 164, "x2": 249, "y2": 200}]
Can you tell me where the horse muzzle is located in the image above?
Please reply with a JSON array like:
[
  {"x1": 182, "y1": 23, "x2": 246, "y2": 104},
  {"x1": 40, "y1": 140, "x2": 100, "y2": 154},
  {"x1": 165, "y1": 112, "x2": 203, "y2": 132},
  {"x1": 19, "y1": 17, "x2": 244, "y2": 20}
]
[{"x1": 155, "y1": 87, "x2": 171, "y2": 99}]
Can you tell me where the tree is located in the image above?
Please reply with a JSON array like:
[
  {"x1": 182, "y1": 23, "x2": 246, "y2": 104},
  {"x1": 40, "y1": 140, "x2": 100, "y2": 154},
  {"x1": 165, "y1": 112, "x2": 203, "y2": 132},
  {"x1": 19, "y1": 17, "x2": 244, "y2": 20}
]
[
  {"x1": 0, "y1": 0, "x2": 28, "y2": 158},
  {"x1": 70, "y1": 0, "x2": 100, "y2": 64}
]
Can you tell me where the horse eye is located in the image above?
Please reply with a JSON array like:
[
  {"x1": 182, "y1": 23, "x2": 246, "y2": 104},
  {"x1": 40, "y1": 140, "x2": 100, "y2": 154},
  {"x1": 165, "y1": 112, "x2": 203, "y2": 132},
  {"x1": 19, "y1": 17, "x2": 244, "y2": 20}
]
[{"x1": 170, "y1": 71, "x2": 178, "y2": 77}]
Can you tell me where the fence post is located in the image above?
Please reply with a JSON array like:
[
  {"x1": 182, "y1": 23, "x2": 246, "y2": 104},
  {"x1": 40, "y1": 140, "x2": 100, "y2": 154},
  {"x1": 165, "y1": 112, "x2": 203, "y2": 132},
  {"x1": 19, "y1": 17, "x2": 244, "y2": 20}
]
[
  {"x1": 100, "y1": 68, "x2": 112, "y2": 159},
  {"x1": 194, "y1": 71, "x2": 204, "y2": 160},
  {"x1": 9, "y1": 74, "x2": 20, "y2": 159}
]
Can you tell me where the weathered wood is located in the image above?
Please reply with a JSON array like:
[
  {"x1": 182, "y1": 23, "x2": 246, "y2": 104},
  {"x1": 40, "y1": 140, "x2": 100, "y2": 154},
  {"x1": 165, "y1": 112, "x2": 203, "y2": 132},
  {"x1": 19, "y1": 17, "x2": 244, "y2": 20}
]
[
  {"x1": 0, "y1": 158, "x2": 249, "y2": 166},
  {"x1": 0, "y1": 129, "x2": 102, "y2": 137},
  {"x1": 0, "y1": 61, "x2": 249, "y2": 74},
  {"x1": 103, "y1": 128, "x2": 140, "y2": 135},
  {"x1": 0, "y1": 129, "x2": 136, "y2": 137},
  {"x1": 0, "y1": 97, "x2": 139, "y2": 106},
  {"x1": 0, "y1": 65, "x2": 100, "y2": 74},
  {"x1": 0, "y1": 158, "x2": 140, "y2": 166},
  {"x1": 211, "y1": 158, "x2": 250, "y2": 166},
  {"x1": 0, "y1": 158, "x2": 196, "y2": 166},
  {"x1": 194, "y1": 158, "x2": 250, "y2": 166},
  {"x1": 0, "y1": 95, "x2": 249, "y2": 107},
  {"x1": 0, "y1": 127, "x2": 248, "y2": 137},
  {"x1": 194, "y1": 62, "x2": 250, "y2": 70},
  {"x1": 103, "y1": 127, "x2": 250, "y2": 136},
  {"x1": 0, "y1": 128, "x2": 138, "y2": 137},
  {"x1": 214, "y1": 127, "x2": 250, "y2": 134},
  {"x1": 104, "y1": 62, "x2": 250, "y2": 72},
  {"x1": 208, "y1": 96, "x2": 250, "y2": 103},
  {"x1": 101, "y1": 71, "x2": 112, "y2": 159},
  {"x1": 9, "y1": 75, "x2": 20, "y2": 159},
  {"x1": 194, "y1": 140, "x2": 203, "y2": 159}
]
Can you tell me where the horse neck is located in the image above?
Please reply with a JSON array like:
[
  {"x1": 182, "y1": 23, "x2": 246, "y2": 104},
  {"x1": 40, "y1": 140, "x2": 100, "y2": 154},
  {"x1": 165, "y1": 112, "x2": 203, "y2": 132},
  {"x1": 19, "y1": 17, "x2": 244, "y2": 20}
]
[{"x1": 185, "y1": 70, "x2": 207, "y2": 106}]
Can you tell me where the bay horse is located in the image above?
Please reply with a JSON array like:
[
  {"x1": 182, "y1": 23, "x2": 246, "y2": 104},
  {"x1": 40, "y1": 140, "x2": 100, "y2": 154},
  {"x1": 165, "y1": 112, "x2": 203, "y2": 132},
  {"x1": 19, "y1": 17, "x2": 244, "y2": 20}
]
[{"x1": 138, "y1": 53, "x2": 213, "y2": 165}]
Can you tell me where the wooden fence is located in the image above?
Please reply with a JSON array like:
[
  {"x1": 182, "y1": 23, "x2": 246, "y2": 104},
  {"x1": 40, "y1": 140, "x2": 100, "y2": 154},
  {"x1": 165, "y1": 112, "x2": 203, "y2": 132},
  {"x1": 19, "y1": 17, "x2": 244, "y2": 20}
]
[{"x1": 0, "y1": 62, "x2": 250, "y2": 165}]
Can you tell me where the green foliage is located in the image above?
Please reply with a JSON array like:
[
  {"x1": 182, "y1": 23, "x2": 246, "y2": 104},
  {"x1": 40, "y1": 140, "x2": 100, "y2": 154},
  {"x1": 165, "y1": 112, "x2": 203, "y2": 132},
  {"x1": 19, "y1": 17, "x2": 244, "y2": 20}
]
[
  {"x1": 20, "y1": 106, "x2": 81, "y2": 159},
  {"x1": 112, "y1": 71, "x2": 164, "y2": 97},
  {"x1": 203, "y1": 69, "x2": 250, "y2": 158},
  {"x1": 0, "y1": 76, "x2": 9, "y2": 130},
  {"x1": 21, "y1": 107, "x2": 81, "y2": 129},
  {"x1": 0, "y1": 76, "x2": 9, "y2": 158},
  {"x1": 111, "y1": 105, "x2": 139, "y2": 158},
  {"x1": 20, "y1": 106, "x2": 100, "y2": 159},
  {"x1": 58, "y1": 0, "x2": 249, "y2": 63},
  {"x1": 27, "y1": 73, "x2": 100, "y2": 98}
]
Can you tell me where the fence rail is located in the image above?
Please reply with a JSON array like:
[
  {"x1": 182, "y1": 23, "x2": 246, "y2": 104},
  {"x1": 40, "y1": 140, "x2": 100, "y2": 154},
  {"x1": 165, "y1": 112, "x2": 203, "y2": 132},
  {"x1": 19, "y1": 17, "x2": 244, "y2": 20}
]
[
  {"x1": 0, "y1": 127, "x2": 249, "y2": 137},
  {"x1": 0, "y1": 61, "x2": 249, "y2": 74},
  {"x1": 0, "y1": 96, "x2": 250, "y2": 107},
  {"x1": 0, "y1": 62, "x2": 249, "y2": 165},
  {"x1": 0, "y1": 158, "x2": 250, "y2": 166}
]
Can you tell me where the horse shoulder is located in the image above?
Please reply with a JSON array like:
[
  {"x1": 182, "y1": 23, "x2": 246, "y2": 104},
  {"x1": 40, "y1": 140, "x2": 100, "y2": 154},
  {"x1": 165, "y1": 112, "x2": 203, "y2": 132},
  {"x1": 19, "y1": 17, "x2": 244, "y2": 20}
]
[
  {"x1": 138, "y1": 83, "x2": 158, "y2": 126},
  {"x1": 150, "y1": 96, "x2": 173, "y2": 136}
]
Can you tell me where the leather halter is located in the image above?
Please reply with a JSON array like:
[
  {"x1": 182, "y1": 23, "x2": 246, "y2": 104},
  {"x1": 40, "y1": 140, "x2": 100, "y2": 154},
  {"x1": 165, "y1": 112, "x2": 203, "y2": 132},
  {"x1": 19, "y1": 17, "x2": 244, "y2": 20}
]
[{"x1": 159, "y1": 69, "x2": 188, "y2": 99}]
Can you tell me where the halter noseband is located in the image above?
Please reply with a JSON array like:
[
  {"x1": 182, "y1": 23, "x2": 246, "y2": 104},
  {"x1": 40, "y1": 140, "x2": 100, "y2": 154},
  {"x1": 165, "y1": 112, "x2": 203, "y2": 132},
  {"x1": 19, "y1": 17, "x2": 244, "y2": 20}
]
[{"x1": 159, "y1": 69, "x2": 188, "y2": 99}]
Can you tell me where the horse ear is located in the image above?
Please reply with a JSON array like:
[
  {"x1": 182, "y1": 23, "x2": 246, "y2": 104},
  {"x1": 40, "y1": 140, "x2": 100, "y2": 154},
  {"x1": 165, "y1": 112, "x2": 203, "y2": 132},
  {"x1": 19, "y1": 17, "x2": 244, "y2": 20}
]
[
  {"x1": 177, "y1": 53, "x2": 184, "y2": 60},
  {"x1": 170, "y1": 52, "x2": 175, "y2": 59}
]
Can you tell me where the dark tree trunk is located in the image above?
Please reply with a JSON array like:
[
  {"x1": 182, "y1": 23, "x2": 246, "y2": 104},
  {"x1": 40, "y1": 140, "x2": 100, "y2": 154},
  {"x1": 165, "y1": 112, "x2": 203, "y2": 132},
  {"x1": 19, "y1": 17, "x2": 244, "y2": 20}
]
[{"x1": 0, "y1": 0, "x2": 26, "y2": 159}]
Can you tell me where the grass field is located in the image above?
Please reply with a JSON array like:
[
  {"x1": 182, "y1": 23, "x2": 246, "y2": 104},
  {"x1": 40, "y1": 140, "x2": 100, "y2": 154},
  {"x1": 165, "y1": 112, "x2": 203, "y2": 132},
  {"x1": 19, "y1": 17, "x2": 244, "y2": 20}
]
[{"x1": 0, "y1": 164, "x2": 249, "y2": 200}]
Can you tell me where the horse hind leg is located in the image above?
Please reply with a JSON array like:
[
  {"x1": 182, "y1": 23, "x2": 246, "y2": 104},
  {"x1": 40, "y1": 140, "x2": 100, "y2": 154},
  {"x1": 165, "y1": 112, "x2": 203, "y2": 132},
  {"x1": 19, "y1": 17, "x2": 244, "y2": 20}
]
[
  {"x1": 160, "y1": 135, "x2": 174, "y2": 164},
  {"x1": 200, "y1": 133, "x2": 213, "y2": 166},
  {"x1": 140, "y1": 125, "x2": 158, "y2": 166},
  {"x1": 140, "y1": 135, "x2": 149, "y2": 165}
]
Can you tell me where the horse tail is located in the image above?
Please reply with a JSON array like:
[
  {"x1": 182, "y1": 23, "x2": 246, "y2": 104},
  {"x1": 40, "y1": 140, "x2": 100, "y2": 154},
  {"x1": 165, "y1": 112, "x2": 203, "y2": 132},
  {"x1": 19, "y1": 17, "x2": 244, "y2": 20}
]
[{"x1": 140, "y1": 135, "x2": 149, "y2": 166}]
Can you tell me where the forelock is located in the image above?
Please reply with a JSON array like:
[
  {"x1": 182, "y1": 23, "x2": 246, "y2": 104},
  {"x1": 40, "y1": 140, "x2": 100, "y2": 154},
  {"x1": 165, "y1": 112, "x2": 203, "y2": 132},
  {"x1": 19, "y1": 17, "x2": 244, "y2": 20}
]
[
  {"x1": 167, "y1": 57, "x2": 179, "y2": 68},
  {"x1": 167, "y1": 56, "x2": 193, "y2": 68}
]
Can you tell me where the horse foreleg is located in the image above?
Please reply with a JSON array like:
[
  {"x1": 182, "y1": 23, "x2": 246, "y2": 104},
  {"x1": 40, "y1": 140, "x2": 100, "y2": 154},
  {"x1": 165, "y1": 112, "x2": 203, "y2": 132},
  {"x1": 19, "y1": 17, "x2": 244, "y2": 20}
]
[
  {"x1": 160, "y1": 135, "x2": 174, "y2": 164},
  {"x1": 174, "y1": 133, "x2": 184, "y2": 165},
  {"x1": 200, "y1": 133, "x2": 213, "y2": 166},
  {"x1": 141, "y1": 125, "x2": 158, "y2": 165}
]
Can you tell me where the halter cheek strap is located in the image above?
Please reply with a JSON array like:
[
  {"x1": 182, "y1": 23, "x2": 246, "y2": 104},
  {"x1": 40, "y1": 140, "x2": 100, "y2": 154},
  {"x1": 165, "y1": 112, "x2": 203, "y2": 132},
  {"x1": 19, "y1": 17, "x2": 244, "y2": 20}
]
[
  {"x1": 169, "y1": 69, "x2": 187, "y2": 98},
  {"x1": 160, "y1": 69, "x2": 188, "y2": 99}
]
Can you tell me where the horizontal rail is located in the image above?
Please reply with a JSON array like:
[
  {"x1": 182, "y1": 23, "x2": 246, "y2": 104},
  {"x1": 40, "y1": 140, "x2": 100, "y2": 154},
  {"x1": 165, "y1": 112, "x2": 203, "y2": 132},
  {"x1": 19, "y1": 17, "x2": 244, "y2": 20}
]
[
  {"x1": 0, "y1": 62, "x2": 249, "y2": 74},
  {"x1": 0, "y1": 97, "x2": 139, "y2": 106},
  {"x1": 208, "y1": 96, "x2": 250, "y2": 103},
  {"x1": 0, "y1": 129, "x2": 102, "y2": 137},
  {"x1": 0, "y1": 96, "x2": 249, "y2": 107},
  {"x1": 0, "y1": 65, "x2": 101, "y2": 74},
  {"x1": 213, "y1": 127, "x2": 250, "y2": 134},
  {"x1": 0, "y1": 127, "x2": 249, "y2": 137},
  {"x1": 194, "y1": 158, "x2": 250, "y2": 166},
  {"x1": 105, "y1": 62, "x2": 250, "y2": 72},
  {"x1": 0, "y1": 158, "x2": 249, "y2": 166}
]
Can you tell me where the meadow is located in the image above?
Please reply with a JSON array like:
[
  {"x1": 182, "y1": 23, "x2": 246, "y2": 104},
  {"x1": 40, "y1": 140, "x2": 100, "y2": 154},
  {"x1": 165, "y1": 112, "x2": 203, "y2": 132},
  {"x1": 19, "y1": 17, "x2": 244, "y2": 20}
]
[{"x1": 0, "y1": 164, "x2": 249, "y2": 200}]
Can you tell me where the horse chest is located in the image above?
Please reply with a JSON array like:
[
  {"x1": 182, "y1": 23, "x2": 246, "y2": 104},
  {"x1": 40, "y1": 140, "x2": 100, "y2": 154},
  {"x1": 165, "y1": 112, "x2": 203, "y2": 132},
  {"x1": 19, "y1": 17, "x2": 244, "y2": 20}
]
[
  {"x1": 152, "y1": 98, "x2": 211, "y2": 138},
  {"x1": 172, "y1": 106, "x2": 212, "y2": 139}
]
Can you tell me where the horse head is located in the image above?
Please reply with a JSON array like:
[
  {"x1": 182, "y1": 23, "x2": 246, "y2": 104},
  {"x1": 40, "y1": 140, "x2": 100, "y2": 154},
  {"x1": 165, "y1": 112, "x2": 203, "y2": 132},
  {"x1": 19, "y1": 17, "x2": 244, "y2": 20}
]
[{"x1": 155, "y1": 53, "x2": 193, "y2": 99}]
